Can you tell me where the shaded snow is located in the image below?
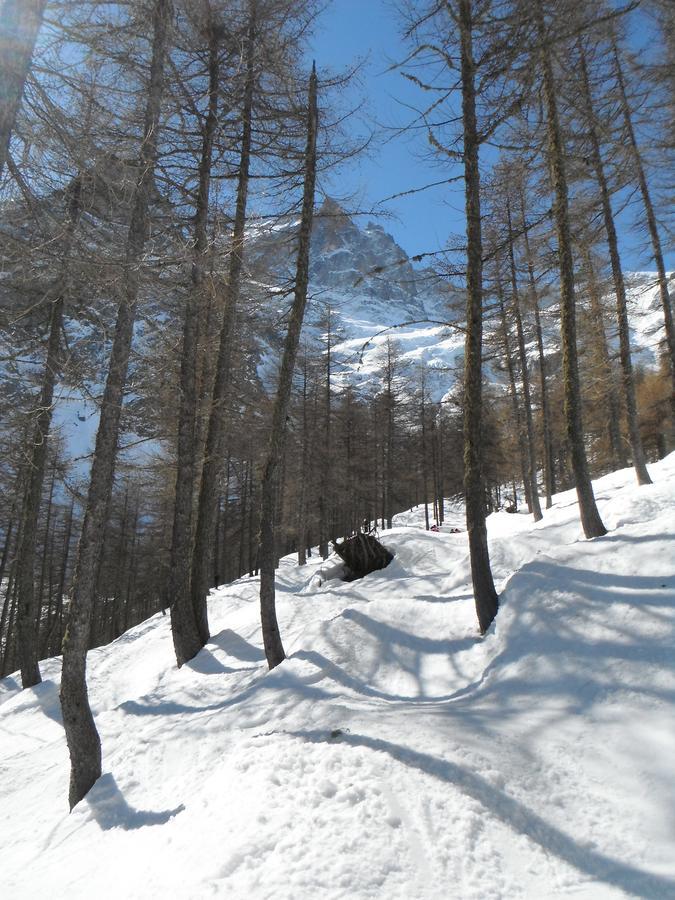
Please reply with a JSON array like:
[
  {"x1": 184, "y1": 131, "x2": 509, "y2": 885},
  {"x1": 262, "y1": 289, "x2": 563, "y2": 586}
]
[{"x1": 1, "y1": 457, "x2": 675, "y2": 898}]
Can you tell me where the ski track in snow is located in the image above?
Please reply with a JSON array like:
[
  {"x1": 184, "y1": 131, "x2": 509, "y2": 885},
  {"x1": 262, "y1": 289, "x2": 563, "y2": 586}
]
[{"x1": 1, "y1": 457, "x2": 675, "y2": 899}]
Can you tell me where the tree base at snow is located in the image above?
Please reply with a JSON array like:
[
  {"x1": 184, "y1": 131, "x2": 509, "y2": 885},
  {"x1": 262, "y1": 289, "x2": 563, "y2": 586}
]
[{"x1": 332, "y1": 533, "x2": 393, "y2": 581}]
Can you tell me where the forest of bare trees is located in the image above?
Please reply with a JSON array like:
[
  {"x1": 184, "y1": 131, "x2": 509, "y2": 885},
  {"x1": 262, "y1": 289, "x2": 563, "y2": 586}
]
[{"x1": 0, "y1": 0, "x2": 672, "y2": 809}]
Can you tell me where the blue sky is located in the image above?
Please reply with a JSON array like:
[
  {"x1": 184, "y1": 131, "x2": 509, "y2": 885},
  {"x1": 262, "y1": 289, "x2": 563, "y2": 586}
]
[
  {"x1": 308, "y1": 0, "x2": 465, "y2": 259},
  {"x1": 308, "y1": 0, "x2": 672, "y2": 271}
]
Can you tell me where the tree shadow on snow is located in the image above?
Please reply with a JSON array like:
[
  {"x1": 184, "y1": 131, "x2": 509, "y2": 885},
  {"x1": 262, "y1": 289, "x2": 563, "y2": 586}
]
[
  {"x1": 292, "y1": 729, "x2": 675, "y2": 899},
  {"x1": 436, "y1": 556, "x2": 675, "y2": 747},
  {"x1": 210, "y1": 629, "x2": 266, "y2": 662},
  {"x1": 84, "y1": 773, "x2": 184, "y2": 830},
  {"x1": 181, "y1": 630, "x2": 266, "y2": 676}
]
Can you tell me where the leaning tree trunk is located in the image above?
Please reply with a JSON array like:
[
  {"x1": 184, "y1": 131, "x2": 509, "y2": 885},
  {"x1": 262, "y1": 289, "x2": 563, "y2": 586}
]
[
  {"x1": 578, "y1": 42, "x2": 651, "y2": 486},
  {"x1": 60, "y1": 0, "x2": 172, "y2": 811},
  {"x1": 458, "y1": 0, "x2": 499, "y2": 633},
  {"x1": 612, "y1": 38, "x2": 675, "y2": 445},
  {"x1": 259, "y1": 63, "x2": 318, "y2": 670},
  {"x1": 16, "y1": 177, "x2": 82, "y2": 689},
  {"x1": 507, "y1": 197, "x2": 543, "y2": 520},
  {"x1": 169, "y1": 17, "x2": 221, "y2": 667},
  {"x1": 535, "y1": 0, "x2": 606, "y2": 538},
  {"x1": 190, "y1": 3, "x2": 257, "y2": 650},
  {"x1": 0, "y1": 0, "x2": 47, "y2": 178}
]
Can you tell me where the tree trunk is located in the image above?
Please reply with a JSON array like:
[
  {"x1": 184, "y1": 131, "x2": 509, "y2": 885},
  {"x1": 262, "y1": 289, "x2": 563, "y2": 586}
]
[
  {"x1": 318, "y1": 310, "x2": 332, "y2": 559},
  {"x1": 613, "y1": 38, "x2": 675, "y2": 445},
  {"x1": 45, "y1": 499, "x2": 74, "y2": 658},
  {"x1": 36, "y1": 457, "x2": 57, "y2": 629},
  {"x1": 191, "y1": 3, "x2": 256, "y2": 646},
  {"x1": 578, "y1": 42, "x2": 651, "y2": 485},
  {"x1": 297, "y1": 355, "x2": 309, "y2": 565},
  {"x1": 458, "y1": 0, "x2": 499, "y2": 633},
  {"x1": 535, "y1": 0, "x2": 606, "y2": 538},
  {"x1": 496, "y1": 260, "x2": 531, "y2": 510},
  {"x1": 60, "y1": 0, "x2": 172, "y2": 810},
  {"x1": 170, "y1": 15, "x2": 221, "y2": 667},
  {"x1": 16, "y1": 178, "x2": 82, "y2": 687},
  {"x1": 259, "y1": 63, "x2": 318, "y2": 670},
  {"x1": 520, "y1": 191, "x2": 555, "y2": 506},
  {"x1": 0, "y1": 0, "x2": 47, "y2": 177},
  {"x1": 507, "y1": 198, "x2": 543, "y2": 520},
  {"x1": 1, "y1": 576, "x2": 18, "y2": 676},
  {"x1": 421, "y1": 392, "x2": 430, "y2": 530},
  {"x1": 580, "y1": 245, "x2": 627, "y2": 470}
]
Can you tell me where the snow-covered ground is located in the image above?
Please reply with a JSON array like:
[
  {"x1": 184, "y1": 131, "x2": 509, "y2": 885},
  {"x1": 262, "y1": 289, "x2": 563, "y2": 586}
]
[{"x1": 2, "y1": 456, "x2": 674, "y2": 899}]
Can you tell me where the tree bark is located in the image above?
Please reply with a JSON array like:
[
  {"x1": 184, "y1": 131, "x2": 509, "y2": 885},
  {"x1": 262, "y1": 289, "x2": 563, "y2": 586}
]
[
  {"x1": 16, "y1": 178, "x2": 82, "y2": 688},
  {"x1": 612, "y1": 38, "x2": 675, "y2": 445},
  {"x1": 60, "y1": 0, "x2": 172, "y2": 810},
  {"x1": 0, "y1": 0, "x2": 47, "y2": 178},
  {"x1": 297, "y1": 354, "x2": 309, "y2": 565},
  {"x1": 506, "y1": 198, "x2": 543, "y2": 520},
  {"x1": 190, "y1": 2, "x2": 257, "y2": 648},
  {"x1": 535, "y1": 0, "x2": 606, "y2": 538},
  {"x1": 458, "y1": 0, "x2": 499, "y2": 633},
  {"x1": 170, "y1": 14, "x2": 221, "y2": 667},
  {"x1": 519, "y1": 190, "x2": 555, "y2": 506},
  {"x1": 578, "y1": 42, "x2": 651, "y2": 485},
  {"x1": 259, "y1": 63, "x2": 318, "y2": 669},
  {"x1": 318, "y1": 307, "x2": 332, "y2": 559},
  {"x1": 496, "y1": 260, "x2": 532, "y2": 511},
  {"x1": 580, "y1": 246, "x2": 627, "y2": 470}
]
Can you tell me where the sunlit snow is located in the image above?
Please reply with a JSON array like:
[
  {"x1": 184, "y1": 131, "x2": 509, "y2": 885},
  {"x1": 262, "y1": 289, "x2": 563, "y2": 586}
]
[{"x1": 1, "y1": 456, "x2": 674, "y2": 898}]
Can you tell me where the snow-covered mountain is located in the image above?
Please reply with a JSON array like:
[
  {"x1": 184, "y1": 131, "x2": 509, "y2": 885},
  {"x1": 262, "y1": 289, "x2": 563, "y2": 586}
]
[
  {"x1": 251, "y1": 199, "x2": 672, "y2": 402},
  {"x1": 2, "y1": 454, "x2": 674, "y2": 898}
]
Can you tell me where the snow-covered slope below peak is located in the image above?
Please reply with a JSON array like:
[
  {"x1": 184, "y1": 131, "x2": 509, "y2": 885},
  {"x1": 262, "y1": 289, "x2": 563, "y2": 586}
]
[
  {"x1": 2, "y1": 455, "x2": 675, "y2": 899},
  {"x1": 252, "y1": 205, "x2": 671, "y2": 401}
]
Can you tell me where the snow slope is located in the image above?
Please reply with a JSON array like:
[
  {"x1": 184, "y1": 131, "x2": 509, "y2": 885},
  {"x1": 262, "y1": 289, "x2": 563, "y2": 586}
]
[
  {"x1": 1, "y1": 457, "x2": 675, "y2": 899},
  {"x1": 252, "y1": 205, "x2": 674, "y2": 402}
]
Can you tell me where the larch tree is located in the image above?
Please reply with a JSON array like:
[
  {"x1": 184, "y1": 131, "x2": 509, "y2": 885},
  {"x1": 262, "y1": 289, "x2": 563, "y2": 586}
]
[
  {"x1": 16, "y1": 175, "x2": 83, "y2": 688},
  {"x1": 188, "y1": 0, "x2": 257, "y2": 651},
  {"x1": 575, "y1": 36, "x2": 651, "y2": 485},
  {"x1": 611, "y1": 34, "x2": 675, "y2": 444},
  {"x1": 60, "y1": 0, "x2": 173, "y2": 810},
  {"x1": 399, "y1": 0, "x2": 530, "y2": 632},
  {"x1": 258, "y1": 63, "x2": 318, "y2": 669},
  {"x1": 168, "y1": 1, "x2": 228, "y2": 667},
  {"x1": 529, "y1": 0, "x2": 606, "y2": 538}
]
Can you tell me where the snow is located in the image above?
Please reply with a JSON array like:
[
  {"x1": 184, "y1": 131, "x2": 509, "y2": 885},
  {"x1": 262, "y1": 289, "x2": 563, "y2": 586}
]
[{"x1": 2, "y1": 456, "x2": 675, "y2": 899}]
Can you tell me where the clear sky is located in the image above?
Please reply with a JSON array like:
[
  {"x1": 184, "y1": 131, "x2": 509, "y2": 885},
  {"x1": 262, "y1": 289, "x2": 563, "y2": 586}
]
[
  {"x1": 308, "y1": 0, "x2": 672, "y2": 272},
  {"x1": 307, "y1": 0, "x2": 466, "y2": 260}
]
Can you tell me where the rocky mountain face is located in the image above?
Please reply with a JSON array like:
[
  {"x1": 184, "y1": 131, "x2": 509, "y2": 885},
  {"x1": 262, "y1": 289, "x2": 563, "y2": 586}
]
[
  {"x1": 249, "y1": 199, "x2": 670, "y2": 403},
  {"x1": 249, "y1": 199, "x2": 465, "y2": 398},
  {"x1": 252, "y1": 199, "x2": 458, "y2": 316}
]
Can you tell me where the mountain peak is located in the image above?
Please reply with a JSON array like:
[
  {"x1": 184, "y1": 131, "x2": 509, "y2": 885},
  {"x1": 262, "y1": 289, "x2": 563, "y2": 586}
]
[{"x1": 317, "y1": 196, "x2": 351, "y2": 222}]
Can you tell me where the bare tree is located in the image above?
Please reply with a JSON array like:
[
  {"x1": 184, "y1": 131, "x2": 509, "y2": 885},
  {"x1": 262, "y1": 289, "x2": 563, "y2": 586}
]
[
  {"x1": 577, "y1": 38, "x2": 651, "y2": 485},
  {"x1": 60, "y1": 0, "x2": 173, "y2": 810},
  {"x1": 259, "y1": 63, "x2": 318, "y2": 669},
  {"x1": 612, "y1": 36, "x2": 675, "y2": 444},
  {"x1": 189, "y1": 0, "x2": 258, "y2": 651},
  {"x1": 169, "y1": 3, "x2": 224, "y2": 667},
  {"x1": 532, "y1": 0, "x2": 606, "y2": 538},
  {"x1": 16, "y1": 176, "x2": 82, "y2": 688}
]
